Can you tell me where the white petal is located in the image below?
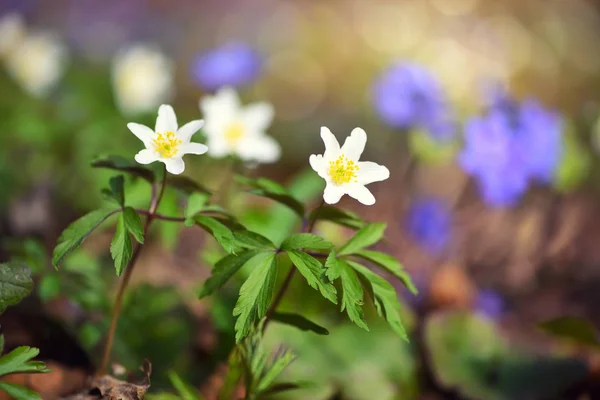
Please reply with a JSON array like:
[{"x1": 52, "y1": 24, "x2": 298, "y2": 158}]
[
  {"x1": 181, "y1": 142, "x2": 208, "y2": 155},
  {"x1": 309, "y1": 154, "x2": 328, "y2": 179},
  {"x1": 241, "y1": 102, "x2": 274, "y2": 132},
  {"x1": 155, "y1": 104, "x2": 178, "y2": 133},
  {"x1": 237, "y1": 135, "x2": 281, "y2": 163},
  {"x1": 127, "y1": 123, "x2": 154, "y2": 145},
  {"x1": 357, "y1": 161, "x2": 390, "y2": 185},
  {"x1": 134, "y1": 149, "x2": 158, "y2": 165},
  {"x1": 163, "y1": 157, "x2": 185, "y2": 175},
  {"x1": 340, "y1": 127, "x2": 367, "y2": 161},
  {"x1": 320, "y1": 127, "x2": 340, "y2": 160},
  {"x1": 200, "y1": 88, "x2": 240, "y2": 137},
  {"x1": 323, "y1": 184, "x2": 346, "y2": 205},
  {"x1": 346, "y1": 184, "x2": 376, "y2": 205},
  {"x1": 207, "y1": 137, "x2": 233, "y2": 158},
  {"x1": 177, "y1": 120, "x2": 204, "y2": 143}
]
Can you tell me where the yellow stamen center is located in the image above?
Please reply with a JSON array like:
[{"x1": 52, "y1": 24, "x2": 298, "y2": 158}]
[
  {"x1": 328, "y1": 154, "x2": 359, "y2": 185},
  {"x1": 224, "y1": 122, "x2": 245, "y2": 145},
  {"x1": 153, "y1": 131, "x2": 181, "y2": 158}
]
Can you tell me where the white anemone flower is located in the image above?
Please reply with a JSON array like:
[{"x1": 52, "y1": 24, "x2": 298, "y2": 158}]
[
  {"x1": 309, "y1": 127, "x2": 390, "y2": 205},
  {"x1": 112, "y1": 44, "x2": 174, "y2": 115},
  {"x1": 4, "y1": 31, "x2": 67, "y2": 98},
  {"x1": 0, "y1": 13, "x2": 26, "y2": 58},
  {"x1": 199, "y1": 87, "x2": 280, "y2": 163},
  {"x1": 128, "y1": 105, "x2": 208, "y2": 175}
]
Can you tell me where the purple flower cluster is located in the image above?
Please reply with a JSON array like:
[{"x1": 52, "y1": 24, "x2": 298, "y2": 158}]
[
  {"x1": 405, "y1": 197, "x2": 451, "y2": 254},
  {"x1": 372, "y1": 62, "x2": 455, "y2": 141},
  {"x1": 460, "y1": 89, "x2": 563, "y2": 207},
  {"x1": 474, "y1": 289, "x2": 505, "y2": 320},
  {"x1": 190, "y1": 42, "x2": 261, "y2": 91}
]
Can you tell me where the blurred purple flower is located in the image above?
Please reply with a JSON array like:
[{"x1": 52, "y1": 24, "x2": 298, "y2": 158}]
[
  {"x1": 475, "y1": 289, "x2": 505, "y2": 320},
  {"x1": 460, "y1": 88, "x2": 562, "y2": 207},
  {"x1": 405, "y1": 197, "x2": 451, "y2": 253},
  {"x1": 372, "y1": 62, "x2": 455, "y2": 141},
  {"x1": 0, "y1": 0, "x2": 37, "y2": 16},
  {"x1": 191, "y1": 42, "x2": 261, "y2": 91}
]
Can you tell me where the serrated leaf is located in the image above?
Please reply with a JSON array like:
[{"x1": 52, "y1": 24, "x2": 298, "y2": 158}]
[
  {"x1": 354, "y1": 250, "x2": 417, "y2": 294},
  {"x1": 166, "y1": 175, "x2": 211, "y2": 195},
  {"x1": 309, "y1": 206, "x2": 365, "y2": 229},
  {"x1": 0, "y1": 262, "x2": 33, "y2": 315},
  {"x1": 233, "y1": 230, "x2": 277, "y2": 250},
  {"x1": 0, "y1": 382, "x2": 42, "y2": 400},
  {"x1": 123, "y1": 207, "x2": 144, "y2": 244},
  {"x1": 184, "y1": 192, "x2": 210, "y2": 220},
  {"x1": 286, "y1": 251, "x2": 337, "y2": 304},
  {"x1": 257, "y1": 349, "x2": 296, "y2": 393},
  {"x1": 92, "y1": 155, "x2": 155, "y2": 182},
  {"x1": 233, "y1": 253, "x2": 278, "y2": 342},
  {"x1": 108, "y1": 175, "x2": 125, "y2": 207},
  {"x1": 168, "y1": 370, "x2": 204, "y2": 400},
  {"x1": 271, "y1": 312, "x2": 329, "y2": 335},
  {"x1": 325, "y1": 256, "x2": 368, "y2": 331},
  {"x1": 198, "y1": 250, "x2": 261, "y2": 298},
  {"x1": 338, "y1": 223, "x2": 386, "y2": 256},
  {"x1": 280, "y1": 233, "x2": 332, "y2": 251},
  {"x1": 110, "y1": 213, "x2": 133, "y2": 276},
  {"x1": 0, "y1": 346, "x2": 50, "y2": 376},
  {"x1": 193, "y1": 216, "x2": 238, "y2": 254},
  {"x1": 538, "y1": 316, "x2": 600, "y2": 348},
  {"x1": 52, "y1": 208, "x2": 119, "y2": 267},
  {"x1": 350, "y1": 261, "x2": 408, "y2": 341}
]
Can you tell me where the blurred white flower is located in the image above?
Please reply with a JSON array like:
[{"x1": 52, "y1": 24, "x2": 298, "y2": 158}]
[
  {"x1": 128, "y1": 104, "x2": 207, "y2": 175},
  {"x1": 4, "y1": 31, "x2": 67, "y2": 98},
  {"x1": 199, "y1": 87, "x2": 280, "y2": 163},
  {"x1": 309, "y1": 127, "x2": 389, "y2": 205},
  {"x1": 112, "y1": 44, "x2": 174, "y2": 115},
  {"x1": 0, "y1": 13, "x2": 26, "y2": 58}
]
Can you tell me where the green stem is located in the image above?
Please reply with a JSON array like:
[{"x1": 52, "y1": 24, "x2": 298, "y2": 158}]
[{"x1": 97, "y1": 165, "x2": 168, "y2": 376}]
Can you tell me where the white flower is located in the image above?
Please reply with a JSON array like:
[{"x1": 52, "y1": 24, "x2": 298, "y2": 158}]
[
  {"x1": 112, "y1": 44, "x2": 174, "y2": 116},
  {"x1": 4, "y1": 31, "x2": 67, "y2": 98},
  {"x1": 0, "y1": 13, "x2": 26, "y2": 58},
  {"x1": 309, "y1": 127, "x2": 390, "y2": 205},
  {"x1": 199, "y1": 87, "x2": 280, "y2": 163},
  {"x1": 128, "y1": 104, "x2": 208, "y2": 175}
]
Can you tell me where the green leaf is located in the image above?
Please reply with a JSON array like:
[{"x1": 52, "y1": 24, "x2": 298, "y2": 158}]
[
  {"x1": 350, "y1": 261, "x2": 408, "y2": 341},
  {"x1": 0, "y1": 382, "x2": 42, "y2": 400},
  {"x1": 338, "y1": 223, "x2": 386, "y2": 256},
  {"x1": 108, "y1": 175, "x2": 125, "y2": 207},
  {"x1": 168, "y1": 370, "x2": 204, "y2": 400},
  {"x1": 0, "y1": 346, "x2": 50, "y2": 376},
  {"x1": 198, "y1": 250, "x2": 261, "y2": 298},
  {"x1": 122, "y1": 207, "x2": 144, "y2": 244},
  {"x1": 286, "y1": 251, "x2": 337, "y2": 304},
  {"x1": 281, "y1": 233, "x2": 332, "y2": 251},
  {"x1": 236, "y1": 176, "x2": 287, "y2": 194},
  {"x1": 110, "y1": 213, "x2": 133, "y2": 276},
  {"x1": 233, "y1": 230, "x2": 277, "y2": 251},
  {"x1": 92, "y1": 155, "x2": 155, "y2": 183},
  {"x1": 257, "y1": 349, "x2": 296, "y2": 393},
  {"x1": 325, "y1": 255, "x2": 368, "y2": 331},
  {"x1": 238, "y1": 175, "x2": 305, "y2": 218},
  {"x1": 271, "y1": 312, "x2": 329, "y2": 335},
  {"x1": 193, "y1": 216, "x2": 237, "y2": 254},
  {"x1": 184, "y1": 192, "x2": 210, "y2": 220},
  {"x1": 260, "y1": 382, "x2": 308, "y2": 397},
  {"x1": 218, "y1": 349, "x2": 243, "y2": 400},
  {"x1": 354, "y1": 250, "x2": 417, "y2": 294},
  {"x1": 0, "y1": 263, "x2": 33, "y2": 315},
  {"x1": 233, "y1": 253, "x2": 278, "y2": 342},
  {"x1": 52, "y1": 208, "x2": 118, "y2": 267},
  {"x1": 0, "y1": 335, "x2": 4, "y2": 354},
  {"x1": 309, "y1": 205, "x2": 365, "y2": 229},
  {"x1": 166, "y1": 175, "x2": 211, "y2": 195},
  {"x1": 538, "y1": 316, "x2": 600, "y2": 348}
]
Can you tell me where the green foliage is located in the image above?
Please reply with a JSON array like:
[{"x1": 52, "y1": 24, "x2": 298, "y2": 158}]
[
  {"x1": 218, "y1": 349, "x2": 244, "y2": 400},
  {"x1": 192, "y1": 216, "x2": 238, "y2": 254},
  {"x1": 233, "y1": 253, "x2": 278, "y2": 342},
  {"x1": 554, "y1": 129, "x2": 592, "y2": 192},
  {"x1": 166, "y1": 370, "x2": 205, "y2": 400},
  {"x1": 325, "y1": 254, "x2": 368, "y2": 331},
  {"x1": 309, "y1": 205, "x2": 365, "y2": 230},
  {"x1": 92, "y1": 155, "x2": 155, "y2": 183},
  {"x1": 123, "y1": 207, "x2": 145, "y2": 243},
  {"x1": 338, "y1": 223, "x2": 386, "y2": 256},
  {"x1": 107, "y1": 175, "x2": 125, "y2": 206},
  {"x1": 350, "y1": 261, "x2": 407, "y2": 340},
  {"x1": 286, "y1": 251, "x2": 337, "y2": 304},
  {"x1": 408, "y1": 129, "x2": 459, "y2": 164},
  {"x1": 52, "y1": 208, "x2": 119, "y2": 268},
  {"x1": 270, "y1": 312, "x2": 329, "y2": 335},
  {"x1": 0, "y1": 382, "x2": 42, "y2": 400},
  {"x1": 280, "y1": 233, "x2": 332, "y2": 251},
  {"x1": 237, "y1": 175, "x2": 305, "y2": 218},
  {"x1": 166, "y1": 175, "x2": 212, "y2": 195},
  {"x1": 198, "y1": 250, "x2": 262, "y2": 298},
  {"x1": 110, "y1": 212, "x2": 134, "y2": 276},
  {"x1": 539, "y1": 316, "x2": 600, "y2": 348},
  {"x1": 184, "y1": 192, "x2": 210, "y2": 222},
  {"x1": 233, "y1": 230, "x2": 277, "y2": 251},
  {"x1": 354, "y1": 250, "x2": 417, "y2": 294},
  {"x1": 0, "y1": 262, "x2": 34, "y2": 315},
  {"x1": 0, "y1": 336, "x2": 49, "y2": 400}
]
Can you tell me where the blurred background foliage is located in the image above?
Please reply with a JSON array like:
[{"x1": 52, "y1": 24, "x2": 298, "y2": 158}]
[{"x1": 3, "y1": 0, "x2": 600, "y2": 399}]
